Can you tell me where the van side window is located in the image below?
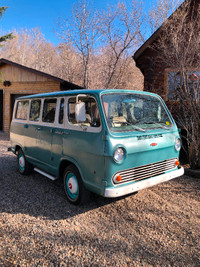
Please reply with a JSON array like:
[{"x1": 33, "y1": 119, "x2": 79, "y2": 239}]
[
  {"x1": 59, "y1": 98, "x2": 64, "y2": 124},
  {"x1": 15, "y1": 101, "x2": 29, "y2": 120},
  {"x1": 42, "y1": 99, "x2": 57, "y2": 123},
  {"x1": 68, "y1": 96, "x2": 101, "y2": 127},
  {"x1": 30, "y1": 100, "x2": 41, "y2": 121}
]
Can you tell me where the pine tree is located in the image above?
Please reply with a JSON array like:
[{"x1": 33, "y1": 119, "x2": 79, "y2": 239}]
[{"x1": 0, "y1": 7, "x2": 13, "y2": 45}]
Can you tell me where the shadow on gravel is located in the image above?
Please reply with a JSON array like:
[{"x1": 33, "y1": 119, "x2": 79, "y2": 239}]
[
  {"x1": 1, "y1": 158, "x2": 199, "y2": 221},
  {"x1": 1, "y1": 143, "x2": 199, "y2": 221},
  {"x1": 0, "y1": 153, "x2": 136, "y2": 220}
]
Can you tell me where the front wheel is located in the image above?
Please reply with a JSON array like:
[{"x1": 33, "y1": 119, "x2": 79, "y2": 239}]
[
  {"x1": 63, "y1": 165, "x2": 88, "y2": 205},
  {"x1": 17, "y1": 149, "x2": 32, "y2": 175}
]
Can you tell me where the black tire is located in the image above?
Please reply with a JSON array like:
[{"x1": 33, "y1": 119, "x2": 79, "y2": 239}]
[
  {"x1": 17, "y1": 149, "x2": 32, "y2": 175},
  {"x1": 63, "y1": 165, "x2": 88, "y2": 205}
]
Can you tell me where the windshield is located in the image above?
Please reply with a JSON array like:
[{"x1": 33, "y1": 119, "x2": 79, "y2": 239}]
[{"x1": 102, "y1": 93, "x2": 173, "y2": 132}]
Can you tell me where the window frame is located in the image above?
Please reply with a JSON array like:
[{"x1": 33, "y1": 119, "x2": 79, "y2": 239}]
[
  {"x1": 164, "y1": 68, "x2": 200, "y2": 102},
  {"x1": 66, "y1": 95, "x2": 102, "y2": 133},
  {"x1": 42, "y1": 98, "x2": 57, "y2": 124},
  {"x1": 15, "y1": 100, "x2": 29, "y2": 121},
  {"x1": 13, "y1": 95, "x2": 102, "y2": 132},
  {"x1": 101, "y1": 92, "x2": 173, "y2": 133},
  {"x1": 29, "y1": 99, "x2": 42, "y2": 122}
]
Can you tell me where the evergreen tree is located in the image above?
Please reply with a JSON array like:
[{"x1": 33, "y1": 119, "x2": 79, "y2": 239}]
[{"x1": 0, "y1": 7, "x2": 13, "y2": 45}]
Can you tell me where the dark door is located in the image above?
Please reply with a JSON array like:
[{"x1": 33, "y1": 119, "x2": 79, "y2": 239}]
[{"x1": 0, "y1": 90, "x2": 3, "y2": 130}]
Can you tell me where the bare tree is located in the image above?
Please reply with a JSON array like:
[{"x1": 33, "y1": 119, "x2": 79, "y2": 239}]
[
  {"x1": 56, "y1": 0, "x2": 101, "y2": 88},
  {"x1": 57, "y1": 43, "x2": 84, "y2": 85},
  {"x1": 0, "y1": 1, "x2": 144, "y2": 91},
  {"x1": 144, "y1": 0, "x2": 183, "y2": 38},
  {"x1": 100, "y1": 0, "x2": 143, "y2": 89},
  {"x1": 153, "y1": 0, "x2": 200, "y2": 168},
  {"x1": 55, "y1": 0, "x2": 144, "y2": 90},
  {"x1": 89, "y1": 46, "x2": 143, "y2": 90},
  {"x1": 0, "y1": 28, "x2": 61, "y2": 77}
]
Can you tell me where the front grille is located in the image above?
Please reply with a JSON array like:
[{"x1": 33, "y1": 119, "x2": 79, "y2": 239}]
[{"x1": 113, "y1": 158, "x2": 177, "y2": 184}]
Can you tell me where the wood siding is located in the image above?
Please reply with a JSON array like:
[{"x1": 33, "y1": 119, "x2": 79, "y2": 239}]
[
  {"x1": 0, "y1": 64, "x2": 61, "y2": 132},
  {"x1": 136, "y1": 47, "x2": 167, "y2": 99},
  {"x1": 0, "y1": 64, "x2": 56, "y2": 82}
]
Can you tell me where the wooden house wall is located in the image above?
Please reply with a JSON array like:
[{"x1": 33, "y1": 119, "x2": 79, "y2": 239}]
[
  {"x1": 134, "y1": 0, "x2": 200, "y2": 122},
  {"x1": 135, "y1": 51, "x2": 182, "y2": 120},
  {"x1": 0, "y1": 64, "x2": 61, "y2": 132},
  {"x1": 136, "y1": 48, "x2": 167, "y2": 99},
  {"x1": 0, "y1": 64, "x2": 55, "y2": 82}
]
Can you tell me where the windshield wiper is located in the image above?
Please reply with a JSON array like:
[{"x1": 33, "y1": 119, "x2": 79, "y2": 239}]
[
  {"x1": 112, "y1": 119, "x2": 146, "y2": 132},
  {"x1": 139, "y1": 121, "x2": 171, "y2": 130},
  {"x1": 131, "y1": 125, "x2": 146, "y2": 132}
]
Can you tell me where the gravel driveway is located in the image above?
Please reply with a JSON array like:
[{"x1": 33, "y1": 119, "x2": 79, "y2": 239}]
[{"x1": 0, "y1": 133, "x2": 199, "y2": 266}]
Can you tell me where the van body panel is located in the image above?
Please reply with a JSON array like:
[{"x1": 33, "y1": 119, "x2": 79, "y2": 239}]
[
  {"x1": 29, "y1": 124, "x2": 55, "y2": 173},
  {"x1": 103, "y1": 131, "x2": 180, "y2": 187},
  {"x1": 51, "y1": 128, "x2": 64, "y2": 175},
  {"x1": 10, "y1": 122, "x2": 26, "y2": 150},
  {"x1": 62, "y1": 128, "x2": 105, "y2": 188}
]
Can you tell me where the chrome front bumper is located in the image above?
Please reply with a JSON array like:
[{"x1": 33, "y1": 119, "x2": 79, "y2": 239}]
[{"x1": 104, "y1": 167, "x2": 184, "y2": 198}]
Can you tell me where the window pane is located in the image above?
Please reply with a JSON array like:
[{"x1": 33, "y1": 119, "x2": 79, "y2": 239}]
[
  {"x1": 167, "y1": 71, "x2": 200, "y2": 100},
  {"x1": 102, "y1": 93, "x2": 172, "y2": 132},
  {"x1": 68, "y1": 96, "x2": 101, "y2": 127},
  {"x1": 42, "y1": 99, "x2": 57, "y2": 123},
  {"x1": 30, "y1": 100, "x2": 41, "y2": 121},
  {"x1": 59, "y1": 98, "x2": 64, "y2": 124},
  {"x1": 15, "y1": 101, "x2": 29, "y2": 120}
]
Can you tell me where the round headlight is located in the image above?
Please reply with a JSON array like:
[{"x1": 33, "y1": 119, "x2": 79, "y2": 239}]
[
  {"x1": 114, "y1": 147, "x2": 125, "y2": 162},
  {"x1": 175, "y1": 138, "x2": 181, "y2": 151}
]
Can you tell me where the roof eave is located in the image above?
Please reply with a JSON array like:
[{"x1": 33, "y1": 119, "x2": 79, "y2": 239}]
[{"x1": 0, "y1": 58, "x2": 82, "y2": 89}]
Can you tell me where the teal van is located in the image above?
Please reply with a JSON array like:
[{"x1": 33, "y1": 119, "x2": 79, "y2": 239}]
[{"x1": 9, "y1": 89, "x2": 184, "y2": 204}]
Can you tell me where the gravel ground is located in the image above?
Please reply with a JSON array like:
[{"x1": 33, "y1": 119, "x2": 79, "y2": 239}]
[{"x1": 0, "y1": 132, "x2": 200, "y2": 266}]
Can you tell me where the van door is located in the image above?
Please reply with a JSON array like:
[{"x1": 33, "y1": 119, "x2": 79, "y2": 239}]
[
  {"x1": 62, "y1": 95, "x2": 105, "y2": 189},
  {"x1": 33, "y1": 98, "x2": 58, "y2": 174},
  {"x1": 50, "y1": 98, "x2": 65, "y2": 175},
  {"x1": 26, "y1": 99, "x2": 42, "y2": 161}
]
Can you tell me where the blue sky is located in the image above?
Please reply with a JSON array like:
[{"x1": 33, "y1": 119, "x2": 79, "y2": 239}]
[{"x1": 0, "y1": 0, "x2": 155, "y2": 46}]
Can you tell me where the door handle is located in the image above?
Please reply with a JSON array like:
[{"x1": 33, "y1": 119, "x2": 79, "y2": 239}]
[
  {"x1": 53, "y1": 130, "x2": 70, "y2": 136},
  {"x1": 37, "y1": 127, "x2": 41, "y2": 131},
  {"x1": 24, "y1": 124, "x2": 28, "y2": 129},
  {"x1": 62, "y1": 132, "x2": 70, "y2": 136},
  {"x1": 54, "y1": 130, "x2": 62, "y2": 135}
]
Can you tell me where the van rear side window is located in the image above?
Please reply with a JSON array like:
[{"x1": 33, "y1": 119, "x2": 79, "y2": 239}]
[
  {"x1": 15, "y1": 101, "x2": 29, "y2": 120},
  {"x1": 42, "y1": 99, "x2": 57, "y2": 123},
  {"x1": 30, "y1": 100, "x2": 41, "y2": 121}
]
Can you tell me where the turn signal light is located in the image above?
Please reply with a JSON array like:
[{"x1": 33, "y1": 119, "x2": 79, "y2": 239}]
[
  {"x1": 175, "y1": 160, "x2": 179, "y2": 166},
  {"x1": 116, "y1": 175, "x2": 122, "y2": 182}
]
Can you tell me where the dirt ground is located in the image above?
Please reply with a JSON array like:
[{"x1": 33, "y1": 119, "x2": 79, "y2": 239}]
[{"x1": 0, "y1": 133, "x2": 199, "y2": 266}]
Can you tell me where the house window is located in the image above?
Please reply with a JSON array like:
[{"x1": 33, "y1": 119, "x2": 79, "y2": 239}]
[{"x1": 167, "y1": 70, "x2": 200, "y2": 101}]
